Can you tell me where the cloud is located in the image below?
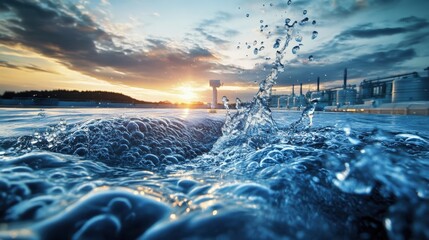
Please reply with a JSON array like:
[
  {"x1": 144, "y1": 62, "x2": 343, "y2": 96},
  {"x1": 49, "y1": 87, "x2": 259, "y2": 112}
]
[
  {"x1": 0, "y1": 60, "x2": 19, "y2": 69},
  {"x1": 194, "y1": 27, "x2": 229, "y2": 45},
  {"x1": 193, "y1": 11, "x2": 239, "y2": 46},
  {"x1": 278, "y1": 0, "x2": 401, "y2": 17},
  {"x1": 0, "y1": 0, "x2": 237, "y2": 90},
  {"x1": 335, "y1": 17, "x2": 429, "y2": 40},
  {"x1": 0, "y1": 60, "x2": 57, "y2": 74}
]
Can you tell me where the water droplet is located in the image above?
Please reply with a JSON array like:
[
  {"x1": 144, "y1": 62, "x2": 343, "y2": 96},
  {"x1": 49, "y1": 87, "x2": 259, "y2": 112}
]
[
  {"x1": 260, "y1": 20, "x2": 264, "y2": 23},
  {"x1": 312, "y1": 31, "x2": 318, "y2": 39},
  {"x1": 292, "y1": 46, "x2": 300, "y2": 54},
  {"x1": 273, "y1": 39, "x2": 281, "y2": 49},
  {"x1": 259, "y1": 46, "x2": 265, "y2": 51},
  {"x1": 270, "y1": 3, "x2": 273, "y2": 6},
  {"x1": 222, "y1": 96, "x2": 230, "y2": 110},
  {"x1": 303, "y1": 10, "x2": 307, "y2": 15},
  {"x1": 265, "y1": 57, "x2": 271, "y2": 60},
  {"x1": 261, "y1": 41, "x2": 264, "y2": 45},
  {"x1": 312, "y1": 20, "x2": 317, "y2": 25},
  {"x1": 237, "y1": 46, "x2": 240, "y2": 50},
  {"x1": 253, "y1": 40, "x2": 257, "y2": 46},
  {"x1": 309, "y1": 55, "x2": 314, "y2": 61},
  {"x1": 247, "y1": 45, "x2": 251, "y2": 49},
  {"x1": 265, "y1": 24, "x2": 268, "y2": 28},
  {"x1": 287, "y1": 0, "x2": 292, "y2": 5},
  {"x1": 295, "y1": 35, "x2": 302, "y2": 42},
  {"x1": 246, "y1": 13, "x2": 250, "y2": 17},
  {"x1": 285, "y1": 18, "x2": 291, "y2": 24},
  {"x1": 253, "y1": 48, "x2": 259, "y2": 55},
  {"x1": 300, "y1": 17, "x2": 309, "y2": 25}
]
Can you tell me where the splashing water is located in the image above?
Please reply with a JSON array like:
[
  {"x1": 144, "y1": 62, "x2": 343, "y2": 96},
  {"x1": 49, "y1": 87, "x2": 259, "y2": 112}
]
[{"x1": 220, "y1": 2, "x2": 321, "y2": 138}]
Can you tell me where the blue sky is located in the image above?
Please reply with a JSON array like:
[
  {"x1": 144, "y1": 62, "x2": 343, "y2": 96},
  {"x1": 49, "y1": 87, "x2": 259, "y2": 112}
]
[{"x1": 0, "y1": 0, "x2": 428, "y2": 102}]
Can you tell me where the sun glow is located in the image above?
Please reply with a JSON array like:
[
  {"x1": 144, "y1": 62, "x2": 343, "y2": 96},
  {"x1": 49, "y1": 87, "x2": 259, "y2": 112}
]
[{"x1": 176, "y1": 85, "x2": 199, "y2": 103}]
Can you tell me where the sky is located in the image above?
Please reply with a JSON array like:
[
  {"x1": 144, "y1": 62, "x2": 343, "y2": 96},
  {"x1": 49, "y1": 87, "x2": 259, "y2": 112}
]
[{"x1": 0, "y1": 0, "x2": 428, "y2": 103}]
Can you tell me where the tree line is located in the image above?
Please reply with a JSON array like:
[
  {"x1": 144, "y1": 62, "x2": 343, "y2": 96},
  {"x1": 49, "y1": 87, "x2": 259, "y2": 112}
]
[{"x1": 0, "y1": 90, "x2": 149, "y2": 104}]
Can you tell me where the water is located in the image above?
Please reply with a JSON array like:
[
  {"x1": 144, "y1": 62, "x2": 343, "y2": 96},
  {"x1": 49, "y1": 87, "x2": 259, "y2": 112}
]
[{"x1": 0, "y1": 108, "x2": 428, "y2": 240}]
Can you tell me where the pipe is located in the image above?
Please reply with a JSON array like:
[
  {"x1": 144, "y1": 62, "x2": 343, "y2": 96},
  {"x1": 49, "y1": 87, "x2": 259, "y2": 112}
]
[{"x1": 343, "y1": 68, "x2": 347, "y2": 90}]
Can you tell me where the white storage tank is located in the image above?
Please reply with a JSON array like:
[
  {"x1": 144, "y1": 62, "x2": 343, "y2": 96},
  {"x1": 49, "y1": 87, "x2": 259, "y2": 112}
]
[{"x1": 392, "y1": 74, "x2": 429, "y2": 103}]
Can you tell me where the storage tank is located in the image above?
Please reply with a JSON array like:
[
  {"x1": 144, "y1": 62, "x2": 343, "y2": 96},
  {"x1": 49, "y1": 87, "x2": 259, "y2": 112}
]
[
  {"x1": 277, "y1": 96, "x2": 287, "y2": 108},
  {"x1": 286, "y1": 96, "x2": 294, "y2": 108},
  {"x1": 336, "y1": 89, "x2": 357, "y2": 106},
  {"x1": 294, "y1": 95, "x2": 306, "y2": 108},
  {"x1": 392, "y1": 74, "x2": 429, "y2": 103}
]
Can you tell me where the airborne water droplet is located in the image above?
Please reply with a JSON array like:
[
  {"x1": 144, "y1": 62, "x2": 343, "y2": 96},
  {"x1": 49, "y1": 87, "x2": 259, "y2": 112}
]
[
  {"x1": 303, "y1": 10, "x2": 307, "y2": 15},
  {"x1": 300, "y1": 17, "x2": 309, "y2": 25},
  {"x1": 273, "y1": 39, "x2": 281, "y2": 49},
  {"x1": 312, "y1": 20, "x2": 317, "y2": 25},
  {"x1": 253, "y1": 40, "x2": 257, "y2": 46},
  {"x1": 260, "y1": 20, "x2": 264, "y2": 23},
  {"x1": 285, "y1": 18, "x2": 291, "y2": 24},
  {"x1": 287, "y1": 0, "x2": 292, "y2": 5},
  {"x1": 247, "y1": 45, "x2": 251, "y2": 49},
  {"x1": 312, "y1": 31, "x2": 318, "y2": 39},
  {"x1": 292, "y1": 46, "x2": 300, "y2": 54},
  {"x1": 246, "y1": 13, "x2": 250, "y2": 17},
  {"x1": 295, "y1": 35, "x2": 302, "y2": 42},
  {"x1": 309, "y1": 55, "x2": 314, "y2": 61},
  {"x1": 237, "y1": 46, "x2": 240, "y2": 50},
  {"x1": 259, "y1": 46, "x2": 265, "y2": 51},
  {"x1": 254, "y1": 48, "x2": 259, "y2": 55}
]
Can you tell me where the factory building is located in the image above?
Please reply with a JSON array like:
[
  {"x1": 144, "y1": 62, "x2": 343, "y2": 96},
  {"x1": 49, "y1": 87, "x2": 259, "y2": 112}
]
[{"x1": 270, "y1": 67, "x2": 429, "y2": 115}]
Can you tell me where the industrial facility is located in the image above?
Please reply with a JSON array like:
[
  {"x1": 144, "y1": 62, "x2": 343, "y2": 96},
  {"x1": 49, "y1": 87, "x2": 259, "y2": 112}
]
[{"x1": 271, "y1": 68, "x2": 429, "y2": 115}]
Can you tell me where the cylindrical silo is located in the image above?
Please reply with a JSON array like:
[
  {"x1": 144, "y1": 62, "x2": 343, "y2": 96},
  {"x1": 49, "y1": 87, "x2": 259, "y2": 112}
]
[{"x1": 392, "y1": 75, "x2": 429, "y2": 103}]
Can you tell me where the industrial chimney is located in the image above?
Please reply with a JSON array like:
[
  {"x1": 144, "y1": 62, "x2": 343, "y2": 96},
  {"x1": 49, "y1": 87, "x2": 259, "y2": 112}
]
[
  {"x1": 300, "y1": 83, "x2": 303, "y2": 96},
  {"x1": 292, "y1": 84, "x2": 295, "y2": 96},
  {"x1": 209, "y1": 80, "x2": 221, "y2": 112},
  {"x1": 317, "y1": 77, "x2": 320, "y2": 92},
  {"x1": 343, "y1": 68, "x2": 348, "y2": 90}
]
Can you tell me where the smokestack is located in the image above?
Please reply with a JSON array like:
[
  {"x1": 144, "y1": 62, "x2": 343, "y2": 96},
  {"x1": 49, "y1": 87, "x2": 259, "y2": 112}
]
[
  {"x1": 300, "y1": 83, "x2": 303, "y2": 96},
  {"x1": 343, "y1": 68, "x2": 348, "y2": 90},
  {"x1": 292, "y1": 84, "x2": 295, "y2": 96},
  {"x1": 317, "y1": 77, "x2": 320, "y2": 92}
]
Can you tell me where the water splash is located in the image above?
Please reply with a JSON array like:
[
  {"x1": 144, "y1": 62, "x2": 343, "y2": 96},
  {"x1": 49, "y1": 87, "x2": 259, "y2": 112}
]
[
  {"x1": 220, "y1": 2, "x2": 319, "y2": 138},
  {"x1": 289, "y1": 99, "x2": 318, "y2": 131}
]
